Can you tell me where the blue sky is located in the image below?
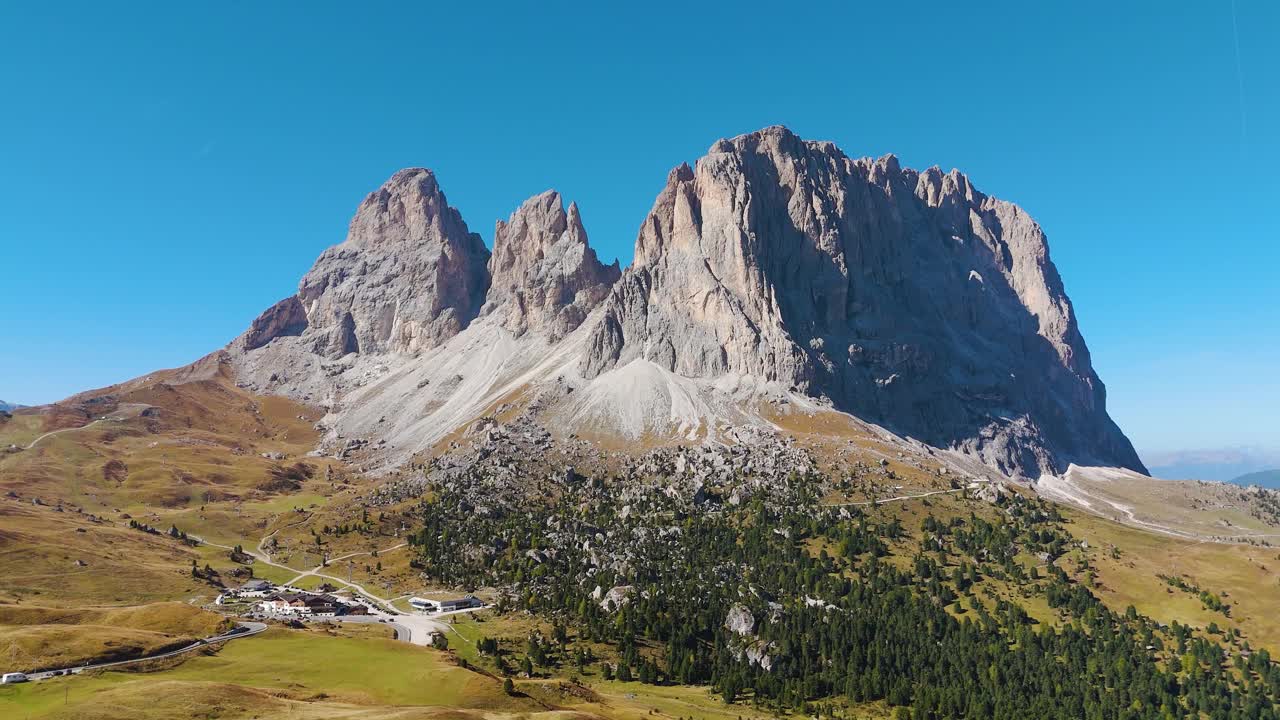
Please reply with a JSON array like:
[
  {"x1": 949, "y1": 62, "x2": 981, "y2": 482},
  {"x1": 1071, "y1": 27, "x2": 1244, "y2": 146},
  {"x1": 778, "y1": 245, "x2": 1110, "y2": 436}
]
[{"x1": 0, "y1": 1, "x2": 1276, "y2": 459}]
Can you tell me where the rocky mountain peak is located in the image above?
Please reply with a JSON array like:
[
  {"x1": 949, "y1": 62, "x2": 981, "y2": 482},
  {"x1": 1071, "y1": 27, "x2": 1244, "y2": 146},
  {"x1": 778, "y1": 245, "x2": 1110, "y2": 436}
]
[
  {"x1": 484, "y1": 190, "x2": 620, "y2": 341},
  {"x1": 342, "y1": 168, "x2": 453, "y2": 250},
  {"x1": 237, "y1": 168, "x2": 491, "y2": 359},
  {"x1": 227, "y1": 129, "x2": 1143, "y2": 481},
  {"x1": 583, "y1": 125, "x2": 1144, "y2": 478}
]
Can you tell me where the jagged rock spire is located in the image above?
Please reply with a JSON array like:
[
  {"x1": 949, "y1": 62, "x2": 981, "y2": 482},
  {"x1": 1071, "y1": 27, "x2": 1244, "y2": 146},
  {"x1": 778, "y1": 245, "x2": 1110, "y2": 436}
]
[{"x1": 484, "y1": 190, "x2": 620, "y2": 341}]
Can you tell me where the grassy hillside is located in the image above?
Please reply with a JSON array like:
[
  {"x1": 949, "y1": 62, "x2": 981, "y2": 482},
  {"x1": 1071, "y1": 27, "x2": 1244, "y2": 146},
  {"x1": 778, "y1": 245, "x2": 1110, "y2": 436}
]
[
  {"x1": 4, "y1": 364, "x2": 1280, "y2": 719},
  {"x1": 0, "y1": 362, "x2": 346, "y2": 608},
  {"x1": 0, "y1": 602, "x2": 229, "y2": 672},
  {"x1": 1, "y1": 628, "x2": 570, "y2": 719}
]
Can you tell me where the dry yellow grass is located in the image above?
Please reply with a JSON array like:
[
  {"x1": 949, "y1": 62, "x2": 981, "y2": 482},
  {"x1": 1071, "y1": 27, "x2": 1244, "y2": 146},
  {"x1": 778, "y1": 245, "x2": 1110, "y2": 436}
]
[
  {"x1": 0, "y1": 500, "x2": 207, "y2": 606},
  {"x1": 0, "y1": 366, "x2": 351, "y2": 607},
  {"x1": 0, "y1": 602, "x2": 229, "y2": 672},
  {"x1": 1, "y1": 628, "x2": 576, "y2": 719},
  {"x1": 1062, "y1": 508, "x2": 1280, "y2": 652}
]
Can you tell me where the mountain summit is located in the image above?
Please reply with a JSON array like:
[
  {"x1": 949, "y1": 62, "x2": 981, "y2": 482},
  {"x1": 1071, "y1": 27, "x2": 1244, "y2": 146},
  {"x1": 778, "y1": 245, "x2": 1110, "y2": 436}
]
[
  {"x1": 582, "y1": 126, "x2": 1143, "y2": 476},
  {"x1": 228, "y1": 127, "x2": 1144, "y2": 479}
]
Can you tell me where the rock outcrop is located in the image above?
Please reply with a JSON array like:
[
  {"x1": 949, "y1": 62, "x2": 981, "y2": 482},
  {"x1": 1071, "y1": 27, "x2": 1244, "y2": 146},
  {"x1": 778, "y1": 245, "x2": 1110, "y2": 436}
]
[
  {"x1": 581, "y1": 126, "x2": 1144, "y2": 478},
  {"x1": 483, "y1": 191, "x2": 620, "y2": 341},
  {"x1": 243, "y1": 296, "x2": 308, "y2": 351}
]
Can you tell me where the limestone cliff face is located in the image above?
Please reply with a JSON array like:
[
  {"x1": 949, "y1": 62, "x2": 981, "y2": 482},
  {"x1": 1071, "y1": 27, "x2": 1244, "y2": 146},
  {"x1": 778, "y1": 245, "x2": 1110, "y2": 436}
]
[
  {"x1": 483, "y1": 191, "x2": 621, "y2": 341},
  {"x1": 581, "y1": 126, "x2": 1144, "y2": 477}
]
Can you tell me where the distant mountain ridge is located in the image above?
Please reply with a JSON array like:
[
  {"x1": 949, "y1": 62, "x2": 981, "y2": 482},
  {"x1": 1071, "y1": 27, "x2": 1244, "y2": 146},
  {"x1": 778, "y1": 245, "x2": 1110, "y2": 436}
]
[
  {"x1": 214, "y1": 127, "x2": 1143, "y2": 480},
  {"x1": 1147, "y1": 446, "x2": 1280, "y2": 482},
  {"x1": 0, "y1": 400, "x2": 23, "y2": 412},
  {"x1": 1231, "y1": 469, "x2": 1280, "y2": 489}
]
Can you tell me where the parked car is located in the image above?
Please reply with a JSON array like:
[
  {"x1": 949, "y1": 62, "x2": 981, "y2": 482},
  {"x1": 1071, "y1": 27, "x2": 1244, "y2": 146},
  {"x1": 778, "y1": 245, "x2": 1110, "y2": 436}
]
[{"x1": 2, "y1": 672, "x2": 29, "y2": 684}]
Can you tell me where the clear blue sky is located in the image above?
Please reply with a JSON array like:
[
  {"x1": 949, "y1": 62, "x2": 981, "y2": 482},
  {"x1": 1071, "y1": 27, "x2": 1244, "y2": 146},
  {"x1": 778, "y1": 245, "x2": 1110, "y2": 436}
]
[{"x1": 1, "y1": 2, "x2": 1276, "y2": 458}]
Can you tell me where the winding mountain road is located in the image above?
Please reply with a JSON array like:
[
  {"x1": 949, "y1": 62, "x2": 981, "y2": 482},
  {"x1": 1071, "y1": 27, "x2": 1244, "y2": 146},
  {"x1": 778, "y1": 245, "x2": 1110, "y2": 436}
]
[{"x1": 22, "y1": 622, "x2": 266, "y2": 681}]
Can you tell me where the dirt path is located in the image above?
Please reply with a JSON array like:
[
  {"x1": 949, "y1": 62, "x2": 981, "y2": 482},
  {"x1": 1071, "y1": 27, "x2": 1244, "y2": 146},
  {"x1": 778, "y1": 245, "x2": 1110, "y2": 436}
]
[
  {"x1": 192, "y1": 515, "x2": 490, "y2": 649},
  {"x1": 23, "y1": 420, "x2": 108, "y2": 450},
  {"x1": 193, "y1": 523, "x2": 408, "y2": 614},
  {"x1": 20, "y1": 403, "x2": 154, "y2": 450},
  {"x1": 1035, "y1": 472, "x2": 1280, "y2": 546},
  {"x1": 282, "y1": 542, "x2": 408, "y2": 590},
  {"x1": 194, "y1": 520, "x2": 313, "y2": 581},
  {"x1": 824, "y1": 488, "x2": 961, "y2": 507}
]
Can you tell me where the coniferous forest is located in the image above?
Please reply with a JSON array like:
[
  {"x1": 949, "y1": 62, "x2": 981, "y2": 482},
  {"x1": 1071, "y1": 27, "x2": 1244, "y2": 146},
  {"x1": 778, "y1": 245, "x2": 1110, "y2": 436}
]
[{"x1": 401, "y1": 462, "x2": 1280, "y2": 720}]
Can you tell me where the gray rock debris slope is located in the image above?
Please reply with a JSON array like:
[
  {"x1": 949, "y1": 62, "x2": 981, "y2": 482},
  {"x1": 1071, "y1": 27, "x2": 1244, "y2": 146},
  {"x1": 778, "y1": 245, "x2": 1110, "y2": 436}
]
[{"x1": 582, "y1": 126, "x2": 1145, "y2": 478}]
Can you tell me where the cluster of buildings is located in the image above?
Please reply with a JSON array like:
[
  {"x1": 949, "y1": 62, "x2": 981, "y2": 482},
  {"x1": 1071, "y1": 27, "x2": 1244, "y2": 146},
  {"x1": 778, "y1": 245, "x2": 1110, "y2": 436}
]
[
  {"x1": 218, "y1": 579, "x2": 369, "y2": 619},
  {"x1": 258, "y1": 591, "x2": 362, "y2": 618},
  {"x1": 217, "y1": 581, "x2": 485, "y2": 620}
]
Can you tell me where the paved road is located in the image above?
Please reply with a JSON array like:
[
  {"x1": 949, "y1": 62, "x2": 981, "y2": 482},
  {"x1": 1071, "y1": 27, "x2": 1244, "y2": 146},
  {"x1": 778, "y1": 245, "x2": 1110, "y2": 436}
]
[
  {"x1": 324, "y1": 613, "x2": 415, "y2": 643},
  {"x1": 320, "y1": 604, "x2": 487, "y2": 646},
  {"x1": 21, "y1": 622, "x2": 266, "y2": 681}
]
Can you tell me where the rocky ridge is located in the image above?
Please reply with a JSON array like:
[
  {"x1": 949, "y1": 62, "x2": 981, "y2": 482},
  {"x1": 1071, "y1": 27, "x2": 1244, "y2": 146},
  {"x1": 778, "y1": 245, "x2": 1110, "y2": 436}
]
[
  {"x1": 237, "y1": 168, "x2": 492, "y2": 361},
  {"x1": 227, "y1": 127, "x2": 1144, "y2": 481}
]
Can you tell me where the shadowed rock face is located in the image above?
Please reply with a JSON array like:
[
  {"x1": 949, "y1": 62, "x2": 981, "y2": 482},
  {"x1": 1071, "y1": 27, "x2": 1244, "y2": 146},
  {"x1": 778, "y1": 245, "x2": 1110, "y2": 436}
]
[
  {"x1": 483, "y1": 191, "x2": 621, "y2": 342},
  {"x1": 290, "y1": 168, "x2": 492, "y2": 359},
  {"x1": 582, "y1": 126, "x2": 1145, "y2": 478}
]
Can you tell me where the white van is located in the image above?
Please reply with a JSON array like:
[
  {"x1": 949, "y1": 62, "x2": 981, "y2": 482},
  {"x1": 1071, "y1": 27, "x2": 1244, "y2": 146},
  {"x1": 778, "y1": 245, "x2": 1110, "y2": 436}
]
[{"x1": 2, "y1": 672, "x2": 29, "y2": 684}]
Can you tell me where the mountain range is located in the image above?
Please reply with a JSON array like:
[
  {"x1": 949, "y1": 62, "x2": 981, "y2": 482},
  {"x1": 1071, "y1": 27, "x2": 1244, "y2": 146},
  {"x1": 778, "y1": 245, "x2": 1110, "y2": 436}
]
[
  {"x1": 195, "y1": 126, "x2": 1143, "y2": 481},
  {"x1": 1146, "y1": 446, "x2": 1280, "y2": 482},
  {"x1": 1230, "y1": 469, "x2": 1280, "y2": 488},
  {"x1": 9, "y1": 127, "x2": 1280, "y2": 720}
]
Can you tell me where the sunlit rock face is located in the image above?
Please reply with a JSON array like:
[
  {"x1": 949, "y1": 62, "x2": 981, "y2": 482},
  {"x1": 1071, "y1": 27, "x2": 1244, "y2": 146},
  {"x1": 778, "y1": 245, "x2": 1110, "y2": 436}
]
[{"x1": 581, "y1": 126, "x2": 1144, "y2": 478}]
